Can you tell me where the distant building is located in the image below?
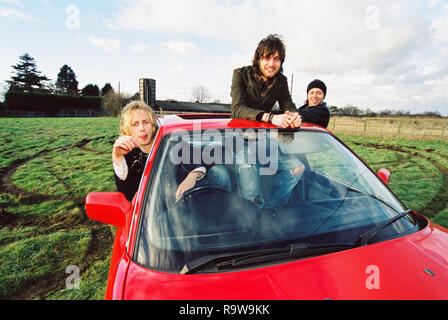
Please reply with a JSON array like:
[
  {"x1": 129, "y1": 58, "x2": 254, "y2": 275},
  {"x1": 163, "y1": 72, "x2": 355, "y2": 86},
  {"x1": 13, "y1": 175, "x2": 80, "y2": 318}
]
[
  {"x1": 139, "y1": 78, "x2": 230, "y2": 114},
  {"x1": 139, "y1": 78, "x2": 156, "y2": 107},
  {"x1": 155, "y1": 100, "x2": 230, "y2": 114}
]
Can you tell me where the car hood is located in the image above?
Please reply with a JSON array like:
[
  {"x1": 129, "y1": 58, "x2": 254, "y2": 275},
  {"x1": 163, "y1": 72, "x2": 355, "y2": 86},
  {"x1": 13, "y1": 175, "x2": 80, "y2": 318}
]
[{"x1": 123, "y1": 220, "x2": 448, "y2": 300}]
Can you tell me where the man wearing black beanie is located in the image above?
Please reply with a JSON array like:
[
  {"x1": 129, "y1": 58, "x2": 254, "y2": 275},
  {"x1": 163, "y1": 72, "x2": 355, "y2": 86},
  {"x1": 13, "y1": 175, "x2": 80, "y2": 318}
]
[{"x1": 298, "y1": 79, "x2": 331, "y2": 128}]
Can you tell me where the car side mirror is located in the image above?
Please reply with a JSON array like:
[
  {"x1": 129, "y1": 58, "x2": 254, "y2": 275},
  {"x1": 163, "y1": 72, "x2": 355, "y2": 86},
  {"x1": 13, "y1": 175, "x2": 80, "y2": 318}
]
[
  {"x1": 85, "y1": 192, "x2": 130, "y2": 227},
  {"x1": 377, "y1": 168, "x2": 391, "y2": 185}
]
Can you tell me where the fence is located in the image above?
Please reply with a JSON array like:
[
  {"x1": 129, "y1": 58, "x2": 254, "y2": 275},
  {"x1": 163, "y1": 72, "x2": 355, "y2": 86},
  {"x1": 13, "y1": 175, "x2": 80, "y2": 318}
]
[
  {"x1": 0, "y1": 108, "x2": 108, "y2": 117},
  {"x1": 153, "y1": 110, "x2": 230, "y2": 117},
  {"x1": 0, "y1": 108, "x2": 228, "y2": 118},
  {"x1": 2, "y1": 108, "x2": 446, "y2": 141},
  {"x1": 327, "y1": 117, "x2": 448, "y2": 141}
]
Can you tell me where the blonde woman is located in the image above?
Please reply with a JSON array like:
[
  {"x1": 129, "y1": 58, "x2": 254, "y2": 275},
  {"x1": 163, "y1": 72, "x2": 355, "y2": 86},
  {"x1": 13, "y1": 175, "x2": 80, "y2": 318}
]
[
  {"x1": 112, "y1": 101, "x2": 159, "y2": 201},
  {"x1": 113, "y1": 101, "x2": 231, "y2": 201}
]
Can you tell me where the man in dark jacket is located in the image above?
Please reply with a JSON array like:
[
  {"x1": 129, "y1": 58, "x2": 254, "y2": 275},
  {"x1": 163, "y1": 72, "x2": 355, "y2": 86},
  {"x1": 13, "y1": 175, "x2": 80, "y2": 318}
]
[
  {"x1": 230, "y1": 35, "x2": 303, "y2": 208},
  {"x1": 298, "y1": 79, "x2": 331, "y2": 128},
  {"x1": 231, "y1": 34, "x2": 301, "y2": 128}
]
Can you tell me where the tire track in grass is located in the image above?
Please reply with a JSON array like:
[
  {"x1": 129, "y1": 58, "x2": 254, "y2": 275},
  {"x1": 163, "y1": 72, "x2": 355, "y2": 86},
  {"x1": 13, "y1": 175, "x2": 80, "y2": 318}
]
[
  {"x1": 350, "y1": 142, "x2": 448, "y2": 219},
  {"x1": 0, "y1": 137, "x2": 114, "y2": 299},
  {"x1": 0, "y1": 137, "x2": 110, "y2": 206}
]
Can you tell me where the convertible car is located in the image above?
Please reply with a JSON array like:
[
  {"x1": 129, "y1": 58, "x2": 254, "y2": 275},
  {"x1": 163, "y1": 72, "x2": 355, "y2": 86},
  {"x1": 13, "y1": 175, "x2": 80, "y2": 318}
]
[{"x1": 86, "y1": 114, "x2": 448, "y2": 300}]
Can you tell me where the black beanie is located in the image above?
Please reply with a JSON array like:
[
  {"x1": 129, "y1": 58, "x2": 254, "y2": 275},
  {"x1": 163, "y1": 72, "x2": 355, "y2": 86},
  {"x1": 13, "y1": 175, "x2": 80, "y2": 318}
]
[{"x1": 307, "y1": 79, "x2": 327, "y2": 98}]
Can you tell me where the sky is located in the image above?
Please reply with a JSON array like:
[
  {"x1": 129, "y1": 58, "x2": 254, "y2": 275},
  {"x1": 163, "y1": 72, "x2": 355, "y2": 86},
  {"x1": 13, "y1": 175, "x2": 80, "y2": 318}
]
[{"x1": 1, "y1": 0, "x2": 448, "y2": 115}]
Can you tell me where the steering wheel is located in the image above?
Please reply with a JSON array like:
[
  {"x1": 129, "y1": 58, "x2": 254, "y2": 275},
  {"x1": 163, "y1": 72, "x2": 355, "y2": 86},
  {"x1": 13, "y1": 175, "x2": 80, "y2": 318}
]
[{"x1": 175, "y1": 185, "x2": 231, "y2": 204}]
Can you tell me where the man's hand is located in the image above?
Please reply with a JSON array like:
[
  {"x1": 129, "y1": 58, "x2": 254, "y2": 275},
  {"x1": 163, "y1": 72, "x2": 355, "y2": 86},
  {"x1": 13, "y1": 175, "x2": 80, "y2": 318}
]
[
  {"x1": 112, "y1": 136, "x2": 141, "y2": 164},
  {"x1": 175, "y1": 171, "x2": 205, "y2": 200},
  {"x1": 271, "y1": 112, "x2": 302, "y2": 128},
  {"x1": 286, "y1": 111, "x2": 302, "y2": 128},
  {"x1": 271, "y1": 113, "x2": 294, "y2": 128}
]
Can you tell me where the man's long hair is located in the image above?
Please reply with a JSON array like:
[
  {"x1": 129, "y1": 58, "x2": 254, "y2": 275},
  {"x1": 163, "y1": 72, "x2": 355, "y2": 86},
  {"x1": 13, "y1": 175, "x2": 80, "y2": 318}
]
[{"x1": 252, "y1": 34, "x2": 286, "y2": 75}]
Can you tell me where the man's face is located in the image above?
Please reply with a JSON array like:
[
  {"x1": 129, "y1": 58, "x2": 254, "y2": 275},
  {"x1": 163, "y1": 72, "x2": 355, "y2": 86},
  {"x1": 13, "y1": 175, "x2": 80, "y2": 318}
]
[
  {"x1": 259, "y1": 51, "x2": 282, "y2": 80},
  {"x1": 308, "y1": 88, "x2": 325, "y2": 107}
]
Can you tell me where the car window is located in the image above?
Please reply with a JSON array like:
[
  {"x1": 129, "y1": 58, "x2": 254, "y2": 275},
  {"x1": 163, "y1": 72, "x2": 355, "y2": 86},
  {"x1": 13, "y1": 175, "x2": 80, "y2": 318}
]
[{"x1": 135, "y1": 129, "x2": 416, "y2": 272}]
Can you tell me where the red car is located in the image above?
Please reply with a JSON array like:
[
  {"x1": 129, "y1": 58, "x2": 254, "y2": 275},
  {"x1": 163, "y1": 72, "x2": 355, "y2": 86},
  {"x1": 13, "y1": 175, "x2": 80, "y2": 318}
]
[{"x1": 86, "y1": 114, "x2": 448, "y2": 300}]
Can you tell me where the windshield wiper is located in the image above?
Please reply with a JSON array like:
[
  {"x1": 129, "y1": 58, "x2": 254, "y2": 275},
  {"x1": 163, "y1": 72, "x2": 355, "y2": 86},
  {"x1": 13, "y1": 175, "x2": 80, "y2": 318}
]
[
  {"x1": 216, "y1": 242, "x2": 359, "y2": 269},
  {"x1": 345, "y1": 186, "x2": 400, "y2": 213},
  {"x1": 356, "y1": 209, "x2": 412, "y2": 246},
  {"x1": 180, "y1": 242, "x2": 357, "y2": 274},
  {"x1": 180, "y1": 209, "x2": 413, "y2": 274},
  {"x1": 180, "y1": 249, "x2": 282, "y2": 274}
]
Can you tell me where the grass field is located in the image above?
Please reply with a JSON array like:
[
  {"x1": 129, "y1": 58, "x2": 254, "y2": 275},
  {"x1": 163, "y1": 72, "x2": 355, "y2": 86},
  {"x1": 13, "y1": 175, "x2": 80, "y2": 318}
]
[{"x1": 0, "y1": 117, "x2": 447, "y2": 300}]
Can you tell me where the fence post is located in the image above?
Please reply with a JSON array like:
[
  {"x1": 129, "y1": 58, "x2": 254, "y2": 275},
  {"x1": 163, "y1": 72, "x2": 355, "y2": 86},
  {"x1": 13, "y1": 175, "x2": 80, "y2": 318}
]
[
  {"x1": 363, "y1": 118, "x2": 368, "y2": 136},
  {"x1": 442, "y1": 122, "x2": 447, "y2": 141},
  {"x1": 397, "y1": 120, "x2": 403, "y2": 138}
]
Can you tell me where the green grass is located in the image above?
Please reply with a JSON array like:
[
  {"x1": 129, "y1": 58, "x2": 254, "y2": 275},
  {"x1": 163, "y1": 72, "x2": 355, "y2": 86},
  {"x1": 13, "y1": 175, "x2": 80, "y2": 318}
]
[
  {"x1": 0, "y1": 118, "x2": 446, "y2": 300},
  {"x1": 339, "y1": 134, "x2": 448, "y2": 220},
  {"x1": 0, "y1": 229, "x2": 91, "y2": 298},
  {"x1": 0, "y1": 117, "x2": 118, "y2": 300}
]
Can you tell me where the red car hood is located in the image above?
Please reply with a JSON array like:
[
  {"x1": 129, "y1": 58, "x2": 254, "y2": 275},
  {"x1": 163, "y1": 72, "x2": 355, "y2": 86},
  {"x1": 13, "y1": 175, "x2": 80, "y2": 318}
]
[{"x1": 123, "y1": 221, "x2": 448, "y2": 300}]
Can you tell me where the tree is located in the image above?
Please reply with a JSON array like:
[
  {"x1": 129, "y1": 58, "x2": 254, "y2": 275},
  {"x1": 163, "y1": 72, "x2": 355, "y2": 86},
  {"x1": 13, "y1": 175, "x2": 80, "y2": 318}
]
[
  {"x1": 422, "y1": 111, "x2": 441, "y2": 118},
  {"x1": 364, "y1": 108, "x2": 377, "y2": 117},
  {"x1": 6, "y1": 53, "x2": 50, "y2": 92},
  {"x1": 1, "y1": 82, "x2": 9, "y2": 102},
  {"x1": 101, "y1": 83, "x2": 114, "y2": 96},
  {"x1": 101, "y1": 90, "x2": 131, "y2": 116},
  {"x1": 192, "y1": 86, "x2": 210, "y2": 103},
  {"x1": 81, "y1": 84, "x2": 100, "y2": 97},
  {"x1": 339, "y1": 104, "x2": 362, "y2": 116},
  {"x1": 329, "y1": 105, "x2": 339, "y2": 115},
  {"x1": 55, "y1": 64, "x2": 79, "y2": 95}
]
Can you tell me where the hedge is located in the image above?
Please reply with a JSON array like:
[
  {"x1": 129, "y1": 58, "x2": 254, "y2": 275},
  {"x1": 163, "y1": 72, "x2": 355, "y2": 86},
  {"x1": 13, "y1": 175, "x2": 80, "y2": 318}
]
[{"x1": 4, "y1": 91, "x2": 102, "y2": 114}]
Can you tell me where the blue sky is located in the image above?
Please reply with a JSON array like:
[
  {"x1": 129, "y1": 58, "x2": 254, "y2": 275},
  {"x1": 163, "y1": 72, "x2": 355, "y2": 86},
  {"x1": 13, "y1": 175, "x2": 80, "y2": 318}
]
[{"x1": 1, "y1": 0, "x2": 448, "y2": 115}]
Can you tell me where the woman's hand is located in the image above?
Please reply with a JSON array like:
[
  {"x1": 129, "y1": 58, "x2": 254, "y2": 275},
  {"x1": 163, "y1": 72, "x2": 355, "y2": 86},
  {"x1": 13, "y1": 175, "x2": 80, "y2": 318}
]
[
  {"x1": 112, "y1": 136, "x2": 141, "y2": 164},
  {"x1": 175, "y1": 171, "x2": 205, "y2": 200}
]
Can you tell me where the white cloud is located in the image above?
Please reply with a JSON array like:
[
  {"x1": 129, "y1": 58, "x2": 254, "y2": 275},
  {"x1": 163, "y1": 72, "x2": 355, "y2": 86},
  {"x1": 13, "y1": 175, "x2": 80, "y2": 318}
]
[
  {"x1": 163, "y1": 40, "x2": 201, "y2": 56},
  {"x1": 108, "y1": 0, "x2": 448, "y2": 114},
  {"x1": 130, "y1": 43, "x2": 151, "y2": 53},
  {"x1": 1, "y1": 0, "x2": 22, "y2": 7},
  {"x1": 39, "y1": 0, "x2": 51, "y2": 7},
  {"x1": 112, "y1": 0, "x2": 428, "y2": 74},
  {"x1": 86, "y1": 36, "x2": 121, "y2": 52},
  {"x1": 0, "y1": 7, "x2": 36, "y2": 22}
]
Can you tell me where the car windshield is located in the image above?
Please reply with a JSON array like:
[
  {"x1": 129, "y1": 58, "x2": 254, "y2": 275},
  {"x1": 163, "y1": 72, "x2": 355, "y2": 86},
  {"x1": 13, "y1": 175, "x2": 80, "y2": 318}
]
[{"x1": 135, "y1": 128, "x2": 417, "y2": 272}]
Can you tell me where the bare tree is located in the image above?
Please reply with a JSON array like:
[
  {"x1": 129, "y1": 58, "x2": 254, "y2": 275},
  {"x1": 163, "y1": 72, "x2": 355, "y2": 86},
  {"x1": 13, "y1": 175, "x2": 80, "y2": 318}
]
[
  {"x1": 192, "y1": 86, "x2": 210, "y2": 103},
  {"x1": 101, "y1": 90, "x2": 132, "y2": 116}
]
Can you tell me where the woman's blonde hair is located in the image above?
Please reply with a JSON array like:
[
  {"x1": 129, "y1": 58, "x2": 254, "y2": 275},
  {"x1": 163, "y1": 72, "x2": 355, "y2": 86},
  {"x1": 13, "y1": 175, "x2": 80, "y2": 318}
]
[{"x1": 119, "y1": 101, "x2": 157, "y2": 142}]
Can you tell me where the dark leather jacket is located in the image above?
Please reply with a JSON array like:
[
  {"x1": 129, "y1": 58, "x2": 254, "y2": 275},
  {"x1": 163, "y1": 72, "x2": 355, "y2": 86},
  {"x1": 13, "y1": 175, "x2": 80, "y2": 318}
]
[{"x1": 298, "y1": 102, "x2": 331, "y2": 128}]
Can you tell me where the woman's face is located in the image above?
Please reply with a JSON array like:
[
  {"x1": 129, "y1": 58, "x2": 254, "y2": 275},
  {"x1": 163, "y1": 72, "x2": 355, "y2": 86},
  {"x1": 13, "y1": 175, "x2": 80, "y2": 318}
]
[
  {"x1": 130, "y1": 109, "x2": 153, "y2": 146},
  {"x1": 307, "y1": 88, "x2": 325, "y2": 107}
]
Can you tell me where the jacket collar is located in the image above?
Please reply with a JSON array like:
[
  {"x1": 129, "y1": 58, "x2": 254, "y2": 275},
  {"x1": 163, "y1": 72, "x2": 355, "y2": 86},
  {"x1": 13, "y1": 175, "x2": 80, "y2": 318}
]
[
  {"x1": 300, "y1": 102, "x2": 329, "y2": 110},
  {"x1": 246, "y1": 66, "x2": 285, "y2": 94}
]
